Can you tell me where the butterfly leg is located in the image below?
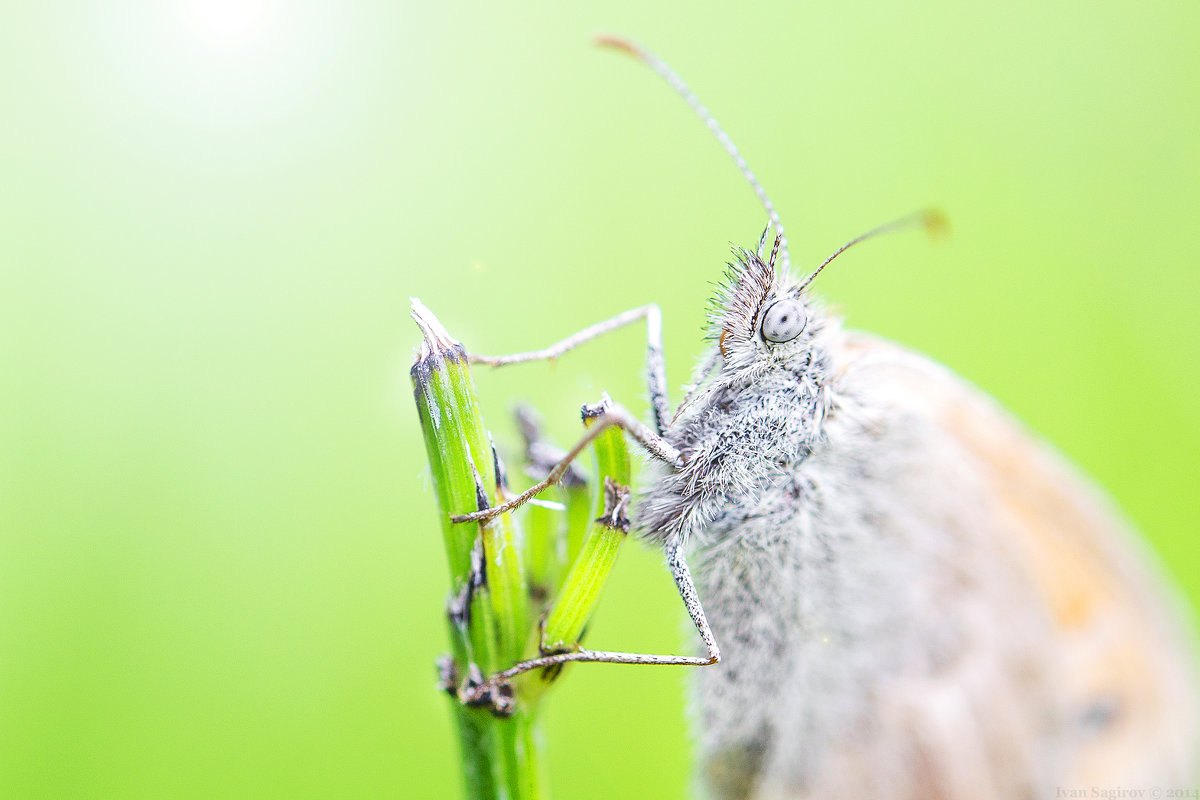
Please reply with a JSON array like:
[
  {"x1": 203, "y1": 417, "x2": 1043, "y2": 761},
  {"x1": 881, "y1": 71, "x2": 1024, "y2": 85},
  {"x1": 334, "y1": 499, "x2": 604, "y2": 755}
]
[
  {"x1": 458, "y1": 534, "x2": 719, "y2": 706},
  {"x1": 469, "y1": 303, "x2": 672, "y2": 435},
  {"x1": 449, "y1": 401, "x2": 718, "y2": 704},
  {"x1": 451, "y1": 400, "x2": 682, "y2": 525}
]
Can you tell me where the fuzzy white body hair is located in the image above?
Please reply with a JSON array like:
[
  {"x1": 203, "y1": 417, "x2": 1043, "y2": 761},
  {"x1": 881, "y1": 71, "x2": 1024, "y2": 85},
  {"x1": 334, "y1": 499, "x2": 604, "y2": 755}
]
[{"x1": 636, "y1": 251, "x2": 1199, "y2": 798}]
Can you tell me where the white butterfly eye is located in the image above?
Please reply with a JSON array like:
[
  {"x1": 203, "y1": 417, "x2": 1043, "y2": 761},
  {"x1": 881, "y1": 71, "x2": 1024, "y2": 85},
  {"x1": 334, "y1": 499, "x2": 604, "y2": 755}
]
[{"x1": 760, "y1": 299, "x2": 807, "y2": 343}]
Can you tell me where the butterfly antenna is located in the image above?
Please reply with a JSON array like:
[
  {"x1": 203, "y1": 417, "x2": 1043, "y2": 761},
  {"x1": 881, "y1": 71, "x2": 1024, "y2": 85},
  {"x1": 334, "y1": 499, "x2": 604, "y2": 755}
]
[
  {"x1": 755, "y1": 224, "x2": 770, "y2": 258},
  {"x1": 796, "y1": 209, "x2": 946, "y2": 293},
  {"x1": 595, "y1": 34, "x2": 791, "y2": 273}
]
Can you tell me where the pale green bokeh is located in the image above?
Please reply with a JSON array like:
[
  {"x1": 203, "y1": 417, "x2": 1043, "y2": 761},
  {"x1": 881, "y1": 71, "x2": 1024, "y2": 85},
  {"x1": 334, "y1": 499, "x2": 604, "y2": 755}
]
[{"x1": 2, "y1": 1, "x2": 1197, "y2": 797}]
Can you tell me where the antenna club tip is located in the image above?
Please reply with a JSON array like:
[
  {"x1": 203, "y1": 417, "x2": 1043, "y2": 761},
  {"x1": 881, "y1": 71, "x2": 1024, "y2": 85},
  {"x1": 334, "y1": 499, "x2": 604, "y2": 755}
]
[
  {"x1": 592, "y1": 33, "x2": 643, "y2": 58},
  {"x1": 921, "y1": 208, "x2": 950, "y2": 239}
]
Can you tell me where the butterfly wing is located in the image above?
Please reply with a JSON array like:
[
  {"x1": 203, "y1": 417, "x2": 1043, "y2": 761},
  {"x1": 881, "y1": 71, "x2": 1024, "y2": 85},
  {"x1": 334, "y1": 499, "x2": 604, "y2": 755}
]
[{"x1": 813, "y1": 333, "x2": 1200, "y2": 793}]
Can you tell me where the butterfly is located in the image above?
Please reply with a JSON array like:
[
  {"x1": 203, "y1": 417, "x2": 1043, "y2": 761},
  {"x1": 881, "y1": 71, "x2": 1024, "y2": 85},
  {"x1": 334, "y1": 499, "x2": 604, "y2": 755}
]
[{"x1": 445, "y1": 36, "x2": 1200, "y2": 799}]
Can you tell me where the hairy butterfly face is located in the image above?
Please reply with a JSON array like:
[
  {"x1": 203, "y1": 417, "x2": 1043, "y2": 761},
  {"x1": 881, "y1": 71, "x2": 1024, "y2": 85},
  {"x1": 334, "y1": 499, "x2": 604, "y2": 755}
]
[{"x1": 707, "y1": 238, "x2": 822, "y2": 375}]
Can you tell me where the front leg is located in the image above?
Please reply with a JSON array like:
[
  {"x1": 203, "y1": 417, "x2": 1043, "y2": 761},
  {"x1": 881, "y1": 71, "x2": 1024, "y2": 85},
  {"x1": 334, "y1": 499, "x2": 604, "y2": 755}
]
[{"x1": 469, "y1": 304, "x2": 672, "y2": 435}]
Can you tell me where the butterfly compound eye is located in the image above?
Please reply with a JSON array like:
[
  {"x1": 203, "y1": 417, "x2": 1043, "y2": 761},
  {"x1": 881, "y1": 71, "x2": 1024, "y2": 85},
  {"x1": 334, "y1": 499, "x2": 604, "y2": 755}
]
[{"x1": 760, "y1": 299, "x2": 807, "y2": 343}]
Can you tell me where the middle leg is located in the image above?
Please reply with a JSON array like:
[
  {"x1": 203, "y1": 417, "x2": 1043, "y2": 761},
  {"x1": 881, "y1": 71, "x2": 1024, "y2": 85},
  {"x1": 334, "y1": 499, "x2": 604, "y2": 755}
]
[{"x1": 450, "y1": 399, "x2": 683, "y2": 525}]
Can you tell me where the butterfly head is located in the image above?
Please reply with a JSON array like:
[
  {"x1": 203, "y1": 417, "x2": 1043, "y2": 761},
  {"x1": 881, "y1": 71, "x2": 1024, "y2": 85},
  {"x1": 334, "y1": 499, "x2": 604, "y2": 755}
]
[{"x1": 708, "y1": 227, "x2": 824, "y2": 376}]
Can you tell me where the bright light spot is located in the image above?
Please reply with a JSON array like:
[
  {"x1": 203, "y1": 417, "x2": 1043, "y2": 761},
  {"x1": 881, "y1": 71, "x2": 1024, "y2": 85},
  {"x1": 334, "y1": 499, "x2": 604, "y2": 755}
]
[{"x1": 179, "y1": 0, "x2": 278, "y2": 48}]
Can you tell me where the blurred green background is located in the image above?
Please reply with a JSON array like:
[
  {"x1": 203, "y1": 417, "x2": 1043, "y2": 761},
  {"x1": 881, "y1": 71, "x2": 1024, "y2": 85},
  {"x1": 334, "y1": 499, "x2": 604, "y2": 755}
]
[{"x1": 2, "y1": 0, "x2": 1198, "y2": 797}]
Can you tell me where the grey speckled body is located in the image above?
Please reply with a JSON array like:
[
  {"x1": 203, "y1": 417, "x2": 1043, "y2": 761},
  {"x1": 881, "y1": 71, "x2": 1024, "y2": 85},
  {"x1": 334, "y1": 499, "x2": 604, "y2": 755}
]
[{"x1": 635, "y1": 243, "x2": 1199, "y2": 799}]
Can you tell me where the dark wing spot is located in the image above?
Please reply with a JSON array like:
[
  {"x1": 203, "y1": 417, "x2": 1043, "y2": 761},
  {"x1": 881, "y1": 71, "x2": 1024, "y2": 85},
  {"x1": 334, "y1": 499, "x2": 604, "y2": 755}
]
[{"x1": 1078, "y1": 694, "x2": 1122, "y2": 735}]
